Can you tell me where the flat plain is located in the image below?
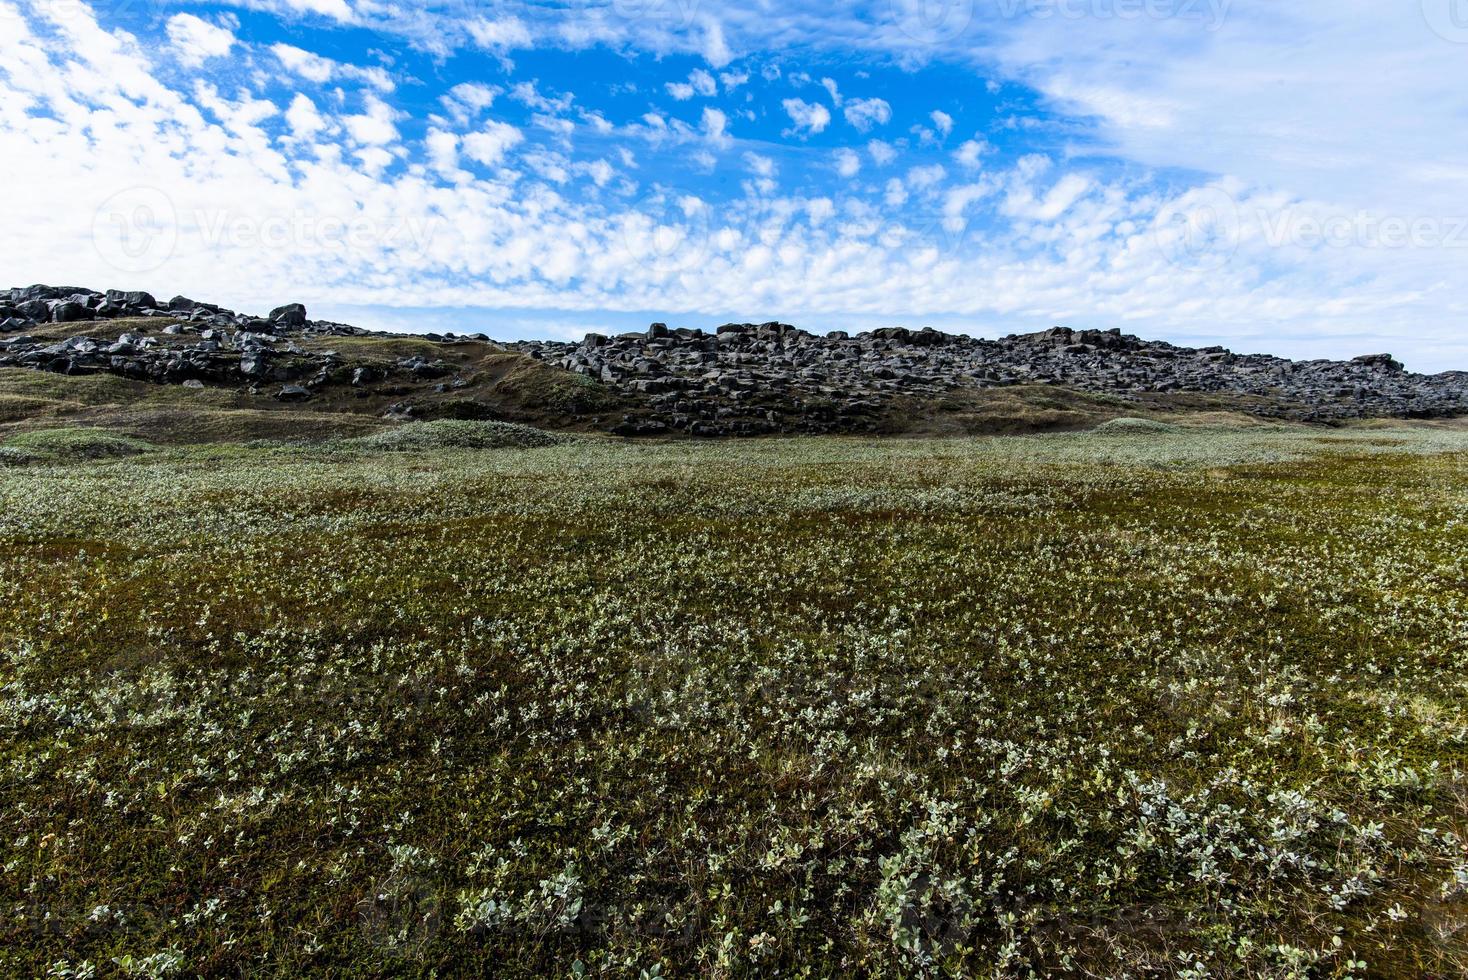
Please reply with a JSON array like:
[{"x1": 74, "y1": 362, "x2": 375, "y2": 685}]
[{"x1": 2, "y1": 421, "x2": 1466, "y2": 977}]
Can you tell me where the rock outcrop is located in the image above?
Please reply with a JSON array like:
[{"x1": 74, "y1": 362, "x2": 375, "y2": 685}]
[
  {"x1": 2, "y1": 285, "x2": 1465, "y2": 436},
  {"x1": 511, "y1": 323, "x2": 1468, "y2": 435}
]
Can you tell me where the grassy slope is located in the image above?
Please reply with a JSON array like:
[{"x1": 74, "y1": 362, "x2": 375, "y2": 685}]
[
  {"x1": 0, "y1": 428, "x2": 1466, "y2": 977},
  {"x1": 0, "y1": 324, "x2": 624, "y2": 444}
]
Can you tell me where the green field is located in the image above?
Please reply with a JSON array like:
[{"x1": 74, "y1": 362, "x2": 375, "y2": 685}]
[{"x1": 2, "y1": 423, "x2": 1467, "y2": 977}]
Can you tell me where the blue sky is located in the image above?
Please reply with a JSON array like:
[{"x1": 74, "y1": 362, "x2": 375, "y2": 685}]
[{"x1": 3, "y1": 0, "x2": 1468, "y2": 369}]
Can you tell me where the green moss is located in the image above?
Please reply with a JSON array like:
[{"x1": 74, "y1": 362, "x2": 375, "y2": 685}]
[{"x1": 494, "y1": 359, "x2": 621, "y2": 415}]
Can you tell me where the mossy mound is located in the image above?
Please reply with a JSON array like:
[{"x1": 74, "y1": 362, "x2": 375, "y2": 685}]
[
  {"x1": 3, "y1": 427, "x2": 153, "y2": 462},
  {"x1": 1092, "y1": 417, "x2": 1181, "y2": 435},
  {"x1": 350, "y1": 419, "x2": 566, "y2": 452}
]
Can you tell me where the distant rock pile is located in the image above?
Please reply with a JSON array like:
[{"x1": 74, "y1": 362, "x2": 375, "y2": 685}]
[
  {"x1": 2, "y1": 285, "x2": 1465, "y2": 433},
  {"x1": 514, "y1": 322, "x2": 1468, "y2": 434},
  {"x1": 0, "y1": 284, "x2": 384, "y2": 392}
]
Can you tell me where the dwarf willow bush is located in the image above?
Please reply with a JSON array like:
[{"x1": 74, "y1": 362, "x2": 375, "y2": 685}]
[{"x1": 1, "y1": 425, "x2": 1466, "y2": 977}]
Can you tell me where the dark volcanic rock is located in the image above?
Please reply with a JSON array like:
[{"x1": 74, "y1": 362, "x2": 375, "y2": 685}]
[
  {"x1": 508, "y1": 320, "x2": 1468, "y2": 434},
  {"x1": 270, "y1": 303, "x2": 308, "y2": 327},
  {"x1": 105, "y1": 289, "x2": 159, "y2": 310},
  {"x1": 50, "y1": 301, "x2": 93, "y2": 323},
  {"x1": 1, "y1": 285, "x2": 1465, "y2": 436}
]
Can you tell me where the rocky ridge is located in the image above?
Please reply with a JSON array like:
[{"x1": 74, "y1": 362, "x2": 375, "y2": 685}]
[
  {"x1": 0, "y1": 284, "x2": 478, "y2": 397},
  {"x1": 514, "y1": 322, "x2": 1468, "y2": 435},
  {"x1": 3, "y1": 284, "x2": 1466, "y2": 437}
]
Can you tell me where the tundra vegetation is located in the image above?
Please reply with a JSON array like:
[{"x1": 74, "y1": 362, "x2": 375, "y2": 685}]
[{"x1": 1, "y1": 421, "x2": 1466, "y2": 977}]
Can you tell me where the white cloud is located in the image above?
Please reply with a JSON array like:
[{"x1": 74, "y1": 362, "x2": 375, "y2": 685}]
[
  {"x1": 943, "y1": 182, "x2": 992, "y2": 232},
  {"x1": 930, "y1": 110, "x2": 954, "y2": 137},
  {"x1": 467, "y1": 17, "x2": 533, "y2": 52},
  {"x1": 782, "y1": 98, "x2": 830, "y2": 137},
  {"x1": 743, "y1": 151, "x2": 776, "y2": 178},
  {"x1": 834, "y1": 148, "x2": 861, "y2": 178},
  {"x1": 462, "y1": 120, "x2": 524, "y2": 167},
  {"x1": 868, "y1": 140, "x2": 897, "y2": 166},
  {"x1": 165, "y1": 14, "x2": 236, "y2": 69},
  {"x1": 667, "y1": 71, "x2": 718, "y2": 102},
  {"x1": 986, "y1": 1, "x2": 1468, "y2": 228},
  {"x1": 691, "y1": 69, "x2": 718, "y2": 96},
  {"x1": 425, "y1": 128, "x2": 460, "y2": 177},
  {"x1": 344, "y1": 95, "x2": 399, "y2": 146},
  {"x1": 271, "y1": 43, "x2": 333, "y2": 82},
  {"x1": 440, "y1": 83, "x2": 500, "y2": 125},
  {"x1": 583, "y1": 158, "x2": 615, "y2": 187},
  {"x1": 285, "y1": 93, "x2": 327, "y2": 139},
  {"x1": 271, "y1": 43, "x2": 394, "y2": 92},
  {"x1": 906, "y1": 164, "x2": 947, "y2": 190},
  {"x1": 509, "y1": 81, "x2": 573, "y2": 114},
  {"x1": 702, "y1": 107, "x2": 731, "y2": 149},
  {"x1": 844, "y1": 97, "x2": 891, "y2": 132},
  {"x1": 4, "y1": 0, "x2": 1468, "y2": 369},
  {"x1": 953, "y1": 139, "x2": 990, "y2": 169},
  {"x1": 279, "y1": 0, "x2": 354, "y2": 21},
  {"x1": 533, "y1": 113, "x2": 574, "y2": 137},
  {"x1": 700, "y1": 16, "x2": 732, "y2": 67},
  {"x1": 1005, "y1": 173, "x2": 1093, "y2": 221},
  {"x1": 580, "y1": 109, "x2": 614, "y2": 134}
]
